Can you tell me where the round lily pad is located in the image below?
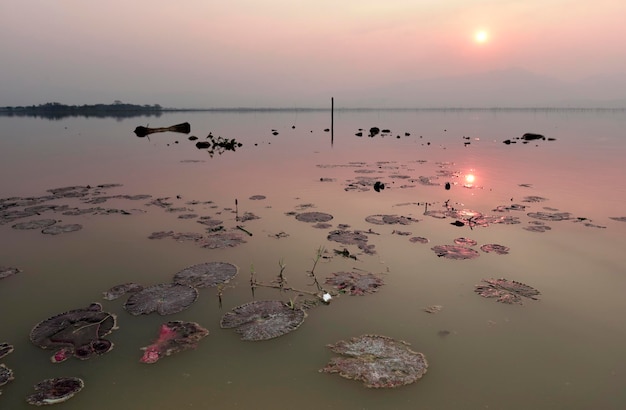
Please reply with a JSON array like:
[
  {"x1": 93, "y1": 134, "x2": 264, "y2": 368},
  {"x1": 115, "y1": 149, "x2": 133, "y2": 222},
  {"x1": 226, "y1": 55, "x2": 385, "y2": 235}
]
[
  {"x1": 140, "y1": 321, "x2": 209, "y2": 363},
  {"x1": 199, "y1": 232, "x2": 246, "y2": 249},
  {"x1": 0, "y1": 342, "x2": 14, "y2": 359},
  {"x1": 11, "y1": 219, "x2": 57, "y2": 230},
  {"x1": 26, "y1": 377, "x2": 84, "y2": 406},
  {"x1": 173, "y1": 262, "x2": 238, "y2": 288},
  {"x1": 30, "y1": 303, "x2": 117, "y2": 363},
  {"x1": 320, "y1": 334, "x2": 428, "y2": 388},
  {"x1": 295, "y1": 212, "x2": 333, "y2": 223},
  {"x1": 431, "y1": 245, "x2": 480, "y2": 260},
  {"x1": 41, "y1": 224, "x2": 83, "y2": 235},
  {"x1": 480, "y1": 244, "x2": 510, "y2": 255},
  {"x1": 474, "y1": 278, "x2": 540, "y2": 305},
  {"x1": 0, "y1": 364, "x2": 14, "y2": 387},
  {"x1": 249, "y1": 195, "x2": 266, "y2": 200},
  {"x1": 0, "y1": 266, "x2": 21, "y2": 280},
  {"x1": 124, "y1": 283, "x2": 198, "y2": 315},
  {"x1": 220, "y1": 300, "x2": 306, "y2": 341},
  {"x1": 453, "y1": 237, "x2": 477, "y2": 246},
  {"x1": 365, "y1": 214, "x2": 415, "y2": 225},
  {"x1": 527, "y1": 211, "x2": 571, "y2": 221},
  {"x1": 103, "y1": 283, "x2": 144, "y2": 300},
  {"x1": 325, "y1": 271, "x2": 384, "y2": 295},
  {"x1": 409, "y1": 237, "x2": 429, "y2": 244}
]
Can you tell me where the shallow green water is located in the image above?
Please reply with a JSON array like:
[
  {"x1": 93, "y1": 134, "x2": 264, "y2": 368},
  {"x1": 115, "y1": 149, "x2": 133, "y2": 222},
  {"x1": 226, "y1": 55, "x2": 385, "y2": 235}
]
[{"x1": 1, "y1": 109, "x2": 625, "y2": 409}]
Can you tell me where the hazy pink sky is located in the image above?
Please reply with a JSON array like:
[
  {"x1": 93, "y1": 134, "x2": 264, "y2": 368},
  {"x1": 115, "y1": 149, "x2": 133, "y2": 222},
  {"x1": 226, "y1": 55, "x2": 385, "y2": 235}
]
[{"x1": 1, "y1": 0, "x2": 625, "y2": 107}]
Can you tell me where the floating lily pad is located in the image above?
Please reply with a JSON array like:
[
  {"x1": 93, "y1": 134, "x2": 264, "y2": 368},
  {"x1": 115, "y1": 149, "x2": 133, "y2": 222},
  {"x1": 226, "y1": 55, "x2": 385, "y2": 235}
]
[
  {"x1": 140, "y1": 321, "x2": 209, "y2": 363},
  {"x1": 409, "y1": 236, "x2": 429, "y2": 244},
  {"x1": 199, "y1": 232, "x2": 246, "y2": 249},
  {"x1": 610, "y1": 216, "x2": 626, "y2": 222},
  {"x1": 148, "y1": 231, "x2": 174, "y2": 239},
  {"x1": 522, "y1": 196, "x2": 548, "y2": 202},
  {"x1": 103, "y1": 283, "x2": 144, "y2": 300},
  {"x1": 324, "y1": 271, "x2": 384, "y2": 295},
  {"x1": 431, "y1": 245, "x2": 480, "y2": 260},
  {"x1": 0, "y1": 342, "x2": 14, "y2": 359},
  {"x1": 527, "y1": 211, "x2": 571, "y2": 221},
  {"x1": 523, "y1": 225, "x2": 552, "y2": 233},
  {"x1": 480, "y1": 244, "x2": 510, "y2": 254},
  {"x1": 30, "y1": 303, "x2": 117, "y2": 362},
  {"x1": 26, "y1": 377, "x2": 84, "y2": 406},
  {"x1": 11, "y1": 219, "x2": 57, "y2": 230},
  {"x1": 327, "y1": 230, "x2": 375, "y2": 255},
  {"x1": 173, "y1": 262, "x2": 238, "y2": 288},
  {"x1": 124, "y1": 283, "x2": 198, "y2": 315},
  {"x1": 320, "y1": 334, "x2": 428, "y2": 388},
  {"x1": 249, "y1": 195, "x2": 266, "y2": 200},
  {"x1": 0, "y1": 364, "x2": 13, "y2": 387},
  {"x1": 220, "y1": 300, "x2": 306, "y2": 341},
  {"x1": 365, "y1": 214, "x2": 416, "y2": 225},
  {"x1": 453, "y1": 237, "x2": 477, "y2": 246},
  {"x1": 295, "y1": 212, "x2": 333, "y2": 223},
  {"x1": 474, "y1": 278, "x2": 540, "y2": 305},
  {"x1": 41, "y1": 224, "x2": 82, "y2": 235},
  {"x1": 0, "y1": 266, "x2": 21, "y2": 280}
]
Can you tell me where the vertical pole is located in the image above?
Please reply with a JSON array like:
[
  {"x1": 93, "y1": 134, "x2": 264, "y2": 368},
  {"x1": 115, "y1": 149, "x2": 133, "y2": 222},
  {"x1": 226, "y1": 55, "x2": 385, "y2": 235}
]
[{"x1": 331, "y1": 97, "x2": 334, "y2": 147}]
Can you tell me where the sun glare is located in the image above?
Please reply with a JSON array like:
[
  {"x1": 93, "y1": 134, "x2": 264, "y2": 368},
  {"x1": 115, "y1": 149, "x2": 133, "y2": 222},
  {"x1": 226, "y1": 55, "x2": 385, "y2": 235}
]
[
  {"x1": 465, "y1": 174, "x2": 475, "y2": 184},
  {"x1": 474, "y1": 30, "x2": 488, "y2": 44}
]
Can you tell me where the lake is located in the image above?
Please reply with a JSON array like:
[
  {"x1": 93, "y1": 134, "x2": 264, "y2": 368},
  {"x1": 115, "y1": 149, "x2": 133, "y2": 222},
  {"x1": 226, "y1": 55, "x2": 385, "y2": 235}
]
[{"x1": 1, "y1": 108, "x2": 625, "y2": 409}]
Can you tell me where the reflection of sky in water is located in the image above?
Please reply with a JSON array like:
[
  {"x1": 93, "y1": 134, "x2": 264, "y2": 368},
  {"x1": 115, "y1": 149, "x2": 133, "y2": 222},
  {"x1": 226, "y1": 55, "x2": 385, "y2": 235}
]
[{"x1": 1, "y1": 110, "x2": 626, "y2": 409}]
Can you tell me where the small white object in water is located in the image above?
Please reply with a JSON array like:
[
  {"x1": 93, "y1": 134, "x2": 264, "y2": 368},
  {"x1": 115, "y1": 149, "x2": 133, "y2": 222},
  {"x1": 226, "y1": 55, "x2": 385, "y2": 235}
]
[{"x1": 322, "y1": 292, "x2": 332, "y2": 303}]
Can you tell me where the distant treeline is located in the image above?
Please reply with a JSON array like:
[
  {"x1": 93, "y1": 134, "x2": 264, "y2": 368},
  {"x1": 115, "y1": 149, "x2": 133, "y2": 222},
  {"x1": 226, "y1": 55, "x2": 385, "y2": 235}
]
[{"x1": 0, "y1": 102, "x2": 164, "y2": 120}]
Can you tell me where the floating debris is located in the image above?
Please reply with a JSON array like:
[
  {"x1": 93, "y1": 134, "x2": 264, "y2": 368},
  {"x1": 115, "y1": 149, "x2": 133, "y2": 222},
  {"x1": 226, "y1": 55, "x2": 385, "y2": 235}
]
[
  {"x1": 140, "y1": 321, "x2": 209, "y2": 364},
  {"x1": 26, "y1": 377, "x2": 84, "y2": 406},
  {"x1": 30, "y1": 303, "x2": 117, "y2": 363},
  {"x1": 365, "y1": 214, "x2": 416, "y2": 225},
  {"x1": 103, "y1": 283, "x2": 144, "y2": 300},
  {"x1": 220, "y1": 300, "x2": 306, "y2": 341},
  {"x1": 295, "y1": 212, "x2": 333, "y2": 223},
  {"x1": 148, "y1": 230, "x2": 174, "y2": 239},
  {"x1": 11, "y1": 219, "x2": 57, "y2": 230},
  {"x1": 324, "y1": 271, "x2": 384, "y2": 296},
  {"x1": 320, "y1": 334, "x2": 428, "y2": 388},
  {"x1": 474, "y1": 278, "x2": 540, "y2": 305},
  {"x1": 178, "y1": 213, "x2": 198, "y2": 219},
  {"x1": 479, "y1": 244, "x2": 510, "y2": 255},
  {"x1": 431, "y1": 245, "x2": 480, "y2": 260},
  {"x1": 0, "y1": 343, "x2": 14, "y2": 359},
  {"x1": 41, "y1": 224, "x2": 83, "y2": 235},
  {"x1": 0, "y1": 266, "x2": 21, "y2": 280},
  {"x1": 173, "y1": 262, "x2": 238, "y2": 288},
  {"x1": 453, "y1": 237, "x2": 477, "y2": 246},
  {"x1": 409, "y1": 236, "x2": 429, "y2": 244},
  {"x1": 423, "y1": 305, "x2": 443, "y2": 314},
  {"x1": 124, "y1": 284, "x2": 198, "y2": 315},
  {"x1": 134, "y1": 122, "x2": 190, "y2": 138}
]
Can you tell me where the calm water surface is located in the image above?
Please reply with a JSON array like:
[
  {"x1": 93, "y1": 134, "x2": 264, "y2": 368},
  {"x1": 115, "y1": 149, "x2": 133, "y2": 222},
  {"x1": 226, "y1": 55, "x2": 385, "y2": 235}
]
[{"x1": 1, "y1": 109, "x2": 625, "y2": 409}]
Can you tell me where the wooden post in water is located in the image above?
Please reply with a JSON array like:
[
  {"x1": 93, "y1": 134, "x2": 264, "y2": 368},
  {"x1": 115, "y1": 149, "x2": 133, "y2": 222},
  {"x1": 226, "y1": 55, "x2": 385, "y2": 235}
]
[{"x1": 331, "y1": 97, "x2": 334, "y2": 146}]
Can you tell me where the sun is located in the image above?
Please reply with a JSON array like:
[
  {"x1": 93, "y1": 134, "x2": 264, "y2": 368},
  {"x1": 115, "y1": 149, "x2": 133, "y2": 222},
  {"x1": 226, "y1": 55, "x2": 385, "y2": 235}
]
[{"x1": 474, "y1": 30, "x2": 488, "y2": 44}]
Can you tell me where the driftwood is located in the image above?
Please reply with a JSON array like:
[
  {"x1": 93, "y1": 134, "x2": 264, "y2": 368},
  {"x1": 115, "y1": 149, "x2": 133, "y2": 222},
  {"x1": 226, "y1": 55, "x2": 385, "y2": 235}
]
[{"x1": 134, "y1": 122, "x2": 190, "y2": 138}]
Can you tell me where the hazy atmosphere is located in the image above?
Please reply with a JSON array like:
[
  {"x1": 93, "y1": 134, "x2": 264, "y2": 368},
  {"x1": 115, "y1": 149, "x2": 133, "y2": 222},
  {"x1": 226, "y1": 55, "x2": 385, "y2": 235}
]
[{"x1": 2, "y1": 0, "x2": 626, "y2": 108}]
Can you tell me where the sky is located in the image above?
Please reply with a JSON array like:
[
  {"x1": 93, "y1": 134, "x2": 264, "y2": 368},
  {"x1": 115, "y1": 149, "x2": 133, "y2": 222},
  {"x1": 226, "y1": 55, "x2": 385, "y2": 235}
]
[{"x1": 1, "y1": 0, "x2": 625, "y2": 108}]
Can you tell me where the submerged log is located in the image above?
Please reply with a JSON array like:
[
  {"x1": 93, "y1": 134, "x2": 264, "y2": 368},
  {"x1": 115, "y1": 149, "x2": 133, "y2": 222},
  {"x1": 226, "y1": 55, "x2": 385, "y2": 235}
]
[{"x1": 134, "y1": 122, "x2": 191, "y2": 138}]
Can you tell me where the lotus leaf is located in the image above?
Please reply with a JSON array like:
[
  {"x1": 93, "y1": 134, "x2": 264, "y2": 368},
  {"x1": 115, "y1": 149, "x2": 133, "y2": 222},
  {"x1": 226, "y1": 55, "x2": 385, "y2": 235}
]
[
  {"x1": 431, "y1": 245, "x2": 480, "y2": 260},
  {"x1": 26, "y1": 377, "x2": 84, "y2": 406},
  {"x1": 480, "y1": 244, "x2": 510, "y2": 254},
  {"x1": 173, "y1": 262, "x2": 238, "y2": 288},
  {"x1": 0, "y1": 364, "x2": 14, "y2": 388},
  {"x1": 30, "y1": 303, "x2": 117, "y2": 362},
  {"x1": 324, "y1": 271, "x2": 384, "y2": 295},
  {"x1": 41, "y1": 224, "x2": 82, "y2": 235},
  {"x1": 124, "y1": 283, "x2": 198, "y2": 315},
  {"x1": 474, "y1": 278, "x2": 540, "y2": 305},
  {"x1": 140, "y1": 321, "x2": 209, "y2": 363},
  {"x1": 0, "y1": 342, "x2": 14, "y2": 359},
  {"x1": 103, "y1": 282, "x2": 144, "y2": 300},
  {"x1": 220, "y1": 300, "x2": 306, "y2": 341},
  {"x1": 295, "y1": 212, "x2": 333, "y2": 223},
  {"x1": 320, "y1": 334, "x2": 428, "y2": 388},
  {"x1": 11, "y1": 219, "x2": 57, "y2": 230}
]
